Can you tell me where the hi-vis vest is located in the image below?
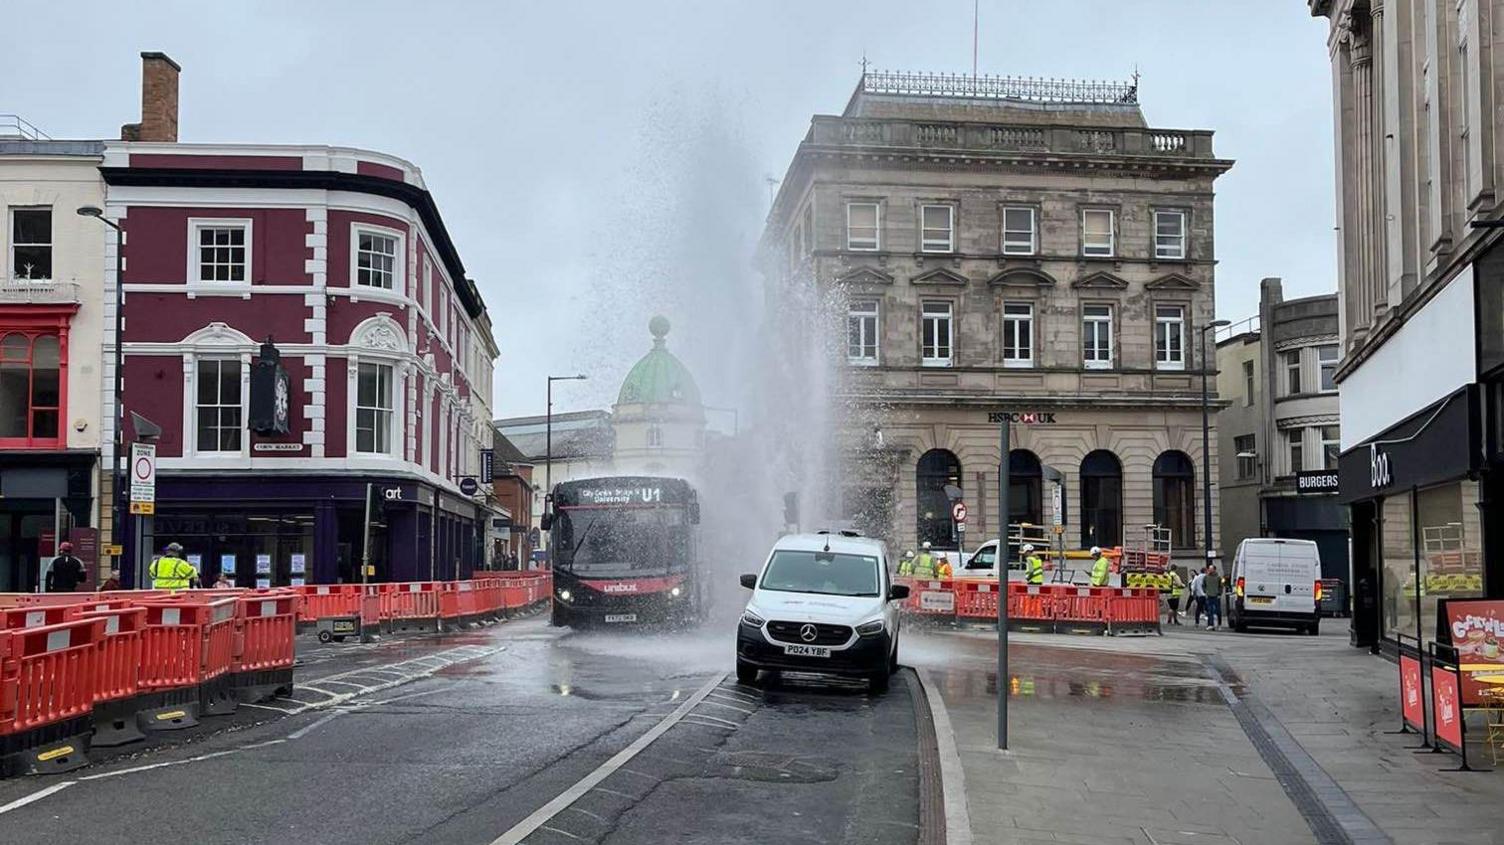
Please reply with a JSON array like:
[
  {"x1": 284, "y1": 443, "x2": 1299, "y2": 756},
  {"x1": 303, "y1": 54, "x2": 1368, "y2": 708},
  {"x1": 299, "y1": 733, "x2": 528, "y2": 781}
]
[
  {"x1": 1025, "y1": 556, "x2": 1044, "y2": 584},
  {"x1": 912, "y1": 553, "x2": 936, "y2": 578},
  {"x1": 1090, "y1": 555, "x2": 1111, "y2": 587},
  {"x1": 150, "y1": 556, "x2": 197, "y2": 589}
]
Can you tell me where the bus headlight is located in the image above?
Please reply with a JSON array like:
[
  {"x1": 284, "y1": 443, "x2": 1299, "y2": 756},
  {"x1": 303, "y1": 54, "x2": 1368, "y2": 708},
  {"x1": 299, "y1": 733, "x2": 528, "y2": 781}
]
[
  {"x1": 670, "y1": 586, "x2": 682, "y2": 598},
  {"x1": 558, "y1": 589, "x2": 572, "y2": 602}
]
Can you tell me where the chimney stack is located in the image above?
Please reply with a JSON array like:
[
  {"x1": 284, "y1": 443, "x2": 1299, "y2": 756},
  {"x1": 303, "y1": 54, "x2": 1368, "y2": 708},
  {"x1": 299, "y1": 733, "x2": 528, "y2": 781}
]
[{"x1": 120, "y1": 51, "x2": 180, "y2": 142}]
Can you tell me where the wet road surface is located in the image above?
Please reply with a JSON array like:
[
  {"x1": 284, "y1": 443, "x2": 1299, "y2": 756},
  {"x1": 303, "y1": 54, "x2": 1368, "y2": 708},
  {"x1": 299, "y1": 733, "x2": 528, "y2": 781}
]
[{"x1": 0, "y1": 618, "x2": 922, "y2": 845}]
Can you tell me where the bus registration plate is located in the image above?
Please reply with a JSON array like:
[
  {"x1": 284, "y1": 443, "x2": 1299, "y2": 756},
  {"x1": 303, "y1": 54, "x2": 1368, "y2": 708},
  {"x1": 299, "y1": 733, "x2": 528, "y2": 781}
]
[
  {"x1": 604, "y1": 613, "x2": 638, "y2": 623},
  {"x1": 783, "y1": 644, "x2": 830, "y2": 658}
]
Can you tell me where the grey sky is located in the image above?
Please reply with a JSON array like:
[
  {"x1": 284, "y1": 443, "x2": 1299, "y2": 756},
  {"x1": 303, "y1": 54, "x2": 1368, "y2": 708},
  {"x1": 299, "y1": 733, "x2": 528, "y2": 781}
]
[{"x1": 3, "y1": 1, "x2": 1335, "y2": 419}]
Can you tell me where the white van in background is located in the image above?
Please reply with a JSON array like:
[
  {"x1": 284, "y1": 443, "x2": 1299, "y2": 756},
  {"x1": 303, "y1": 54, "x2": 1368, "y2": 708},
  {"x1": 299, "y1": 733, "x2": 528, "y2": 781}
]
[{"x1": 1228, "y1": 538, "x2": 1323, "y2": 635}]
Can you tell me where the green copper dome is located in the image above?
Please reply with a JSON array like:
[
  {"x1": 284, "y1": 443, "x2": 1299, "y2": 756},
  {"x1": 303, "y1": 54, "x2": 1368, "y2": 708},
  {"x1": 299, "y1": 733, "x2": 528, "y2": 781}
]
[{"x1": 617, "y1": 316, "x2": 701, "y2": 406}]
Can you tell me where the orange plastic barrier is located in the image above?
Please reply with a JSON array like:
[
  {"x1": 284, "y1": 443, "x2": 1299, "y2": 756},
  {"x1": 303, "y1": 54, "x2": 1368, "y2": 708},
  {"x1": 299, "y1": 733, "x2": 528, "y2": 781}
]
[
  {"x1": 136, "y1": 597, "x2": 238, "y2": 728},
  {"x1": 0, "y1": 604, "x2": 81, "y2": 630},
  {"x1": 235, "y1": 595, "x2": 296, "y2": 674},
  {"x1": 1052, "y1": 586, "x2": 1109, "y2": 634},
  {"x1": 1007, "y1": 583, "x2": 1056, "y2": 631},
  {"x1": 297, "y1": 584, "x2": 363, "y2": 623},
  {"x1": 0, "y1": 617, "x2": 104, "y2": 775},
  {"x1": 1107, "y1": 587, "x2": 1162, "y2": 635},
  {"x1": 895, "y1": 578, "x2": 956, "y2": 618},
  {"x1": 80, "y1": 605, "x2": 149, "y2": 748},
  {"x1": 954, "y1": 580, "x2": 1000, "y2": 619}
]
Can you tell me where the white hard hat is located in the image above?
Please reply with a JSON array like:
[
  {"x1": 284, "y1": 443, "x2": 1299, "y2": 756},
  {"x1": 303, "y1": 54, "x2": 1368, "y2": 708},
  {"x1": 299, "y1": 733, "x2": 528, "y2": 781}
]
[
  {"x1": 922, "y1": 541, "x2": 932, "y2": 549},
  {"x1": 1090, "y1": 546, "x2": 1102, "y2": 556},
  {"x1": 1022, "y1": 544, "x2": 1034, "y2": 553}
]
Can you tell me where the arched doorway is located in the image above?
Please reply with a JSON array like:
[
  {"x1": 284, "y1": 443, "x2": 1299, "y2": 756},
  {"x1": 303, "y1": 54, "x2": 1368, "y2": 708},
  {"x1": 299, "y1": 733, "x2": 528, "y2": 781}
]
[
  {"x1": 1153, "y1": 450, "x2": 1196, "y2": 548},
  {"x1": 916, "y1": 449, "x2": 961, "y2": 550},
  {"x1": 1009, "y1": 449, "x2": 1043, "y2": 527},
  {"x1": 1080, "y1": 450, "x2": 1122, "y2": 548}
]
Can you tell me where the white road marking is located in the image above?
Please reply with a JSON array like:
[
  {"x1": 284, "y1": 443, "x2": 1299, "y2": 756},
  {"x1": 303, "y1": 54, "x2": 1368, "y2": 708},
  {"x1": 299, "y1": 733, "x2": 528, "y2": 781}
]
[
  {"x1": 487, "y1": 673, "x2": 726, "y2": 845},
  {"x1": 697, "y1": 699, "x2": 754, "y2": 715},
  {"x1": 0, "y1": 781, "x2": 75, "y2": 815},
  {"x1": 681, "y1": 712, "x2": 738, "y2": 728},
  {"x1": 915, "y1": 668, "x2": 973, "y2": 845},
  {"x1": 539, "y1": 824, "x2": 587, "y2": 841},
  {"x1": 679, "y1": 716, "x2": 738, "y2": 731}
]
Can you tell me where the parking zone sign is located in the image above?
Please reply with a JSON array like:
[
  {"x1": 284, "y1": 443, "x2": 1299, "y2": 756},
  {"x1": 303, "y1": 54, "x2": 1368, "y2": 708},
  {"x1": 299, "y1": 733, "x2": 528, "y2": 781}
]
[{"x1": 130, "y1": 443, "x2": 157, "y2": 504}]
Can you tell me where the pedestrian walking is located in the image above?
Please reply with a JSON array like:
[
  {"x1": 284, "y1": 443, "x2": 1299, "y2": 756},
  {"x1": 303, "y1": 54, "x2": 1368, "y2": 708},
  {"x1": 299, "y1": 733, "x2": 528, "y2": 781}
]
[
  {"x1": 149, "y1": 542, "x2": 200, "y2": 590},
  {"x1": 1166, "y1": 567, "x2": 1185, "y2": 626},
  {"x1": 1189, "y1": 567, "x2": 1207, "y2": 625},
  {"x1": 44, "y1": 541, "x2": 87, "y2": 592},
  {"x1": 1204, "y1": 564, "x2": 1224, "y2": 630},
  {"x1": 1089, "y1": 546, "x2": 1111, "y2": 587}
]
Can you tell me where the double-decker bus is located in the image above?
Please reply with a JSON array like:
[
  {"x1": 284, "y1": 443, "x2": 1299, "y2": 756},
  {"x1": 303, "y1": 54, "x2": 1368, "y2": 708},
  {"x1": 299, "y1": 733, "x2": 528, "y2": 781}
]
[{"x1": 542, "y1": 475, "x2": 704, "y2": 627}]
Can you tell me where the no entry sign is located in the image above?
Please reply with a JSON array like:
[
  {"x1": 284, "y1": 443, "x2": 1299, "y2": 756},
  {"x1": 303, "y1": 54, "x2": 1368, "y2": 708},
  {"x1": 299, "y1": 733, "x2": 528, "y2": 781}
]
[{"x1": 130, "y1": 443, "x2": 156, "y2": 504}]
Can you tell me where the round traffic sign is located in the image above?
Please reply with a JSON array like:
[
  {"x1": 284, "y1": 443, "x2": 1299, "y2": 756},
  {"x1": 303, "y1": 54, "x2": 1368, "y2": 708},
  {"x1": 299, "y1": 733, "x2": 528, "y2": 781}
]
[
  {"x1": 459, "y1": 477, "x2": 479, "y2": 496},
  {"x1": 134, "y1": 456, "x2": 152, "y2": 481},
  {"x1": 952, "y1": 502, "x2": 968, "y2": 523}
]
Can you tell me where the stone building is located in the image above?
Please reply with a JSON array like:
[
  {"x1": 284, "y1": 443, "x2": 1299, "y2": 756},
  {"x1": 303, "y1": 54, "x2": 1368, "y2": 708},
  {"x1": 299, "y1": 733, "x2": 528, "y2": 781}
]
[
  {"x1": 1309, "y1": 1, "x2": 1504, "y2": 651},
  {"x1": 758, "y1": 70, "x2": 1233, "y2": 565},
  {"x1": 1216, "y1": 279, "x2": 1347, "y2": 583}
]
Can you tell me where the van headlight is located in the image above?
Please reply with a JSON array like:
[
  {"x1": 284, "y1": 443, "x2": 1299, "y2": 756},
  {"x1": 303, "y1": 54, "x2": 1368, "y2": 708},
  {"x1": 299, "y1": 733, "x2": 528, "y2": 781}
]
[
  {"x1": 740, "y1": 610, "x2": 765, "y2": 628},
  {"x1": 855, "y1": 619, "x2": 886, "y2": 636}
]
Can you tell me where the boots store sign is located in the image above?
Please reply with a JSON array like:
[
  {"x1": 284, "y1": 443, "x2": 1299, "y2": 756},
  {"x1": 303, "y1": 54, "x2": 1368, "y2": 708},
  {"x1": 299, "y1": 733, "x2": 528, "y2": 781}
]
[{"x1": 1337, "y1": 385, "x2": 1480, "y2": 502}]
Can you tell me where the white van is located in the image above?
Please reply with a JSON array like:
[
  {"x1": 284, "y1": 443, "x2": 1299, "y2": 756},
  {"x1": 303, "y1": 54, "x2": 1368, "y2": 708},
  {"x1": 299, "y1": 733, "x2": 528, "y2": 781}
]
[{"x1": 1228, "y1": 538, "x2": 1322, "y2": 634}]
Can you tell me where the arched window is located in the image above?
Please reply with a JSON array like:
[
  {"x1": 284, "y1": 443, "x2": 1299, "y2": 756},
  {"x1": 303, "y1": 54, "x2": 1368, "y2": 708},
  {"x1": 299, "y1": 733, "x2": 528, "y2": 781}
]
[
  {"x1": 1080, "y1": 450, "x2": 1122, "y2": 548},
  {"x1": 1153, "y1": 450, "x2": 1196, "y2": 548},
  {"x1": 916, "y1": 449, "x2": 961, "y2": 550},
  {"x1": 1009, "y1": 449, "x2": 1043, "y2": 527}
]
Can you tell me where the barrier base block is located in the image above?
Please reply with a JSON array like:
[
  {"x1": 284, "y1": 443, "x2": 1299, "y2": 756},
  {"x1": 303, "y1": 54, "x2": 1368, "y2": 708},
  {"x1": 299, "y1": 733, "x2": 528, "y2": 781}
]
[
  {"x1": 385, "y1": 618, "x2": 440, "y2": 635},
  {"x1": 232, "y1": 667, "x2": 294, "y2": 704},
  {"x1": 200, "y1": 675, "x2": 238, "y2": 717},
  {"x1": 91, "y1": 697, "x2": 148, "y2": 747},
  {"x1": 137, "y1": 687, "x2": 202, "y2": 732},
  {"x1": 1009, "y1": 620, "x2": 1056, "y2": 634},
  {"x1": 0, "y1": 721, "x2": 92, "y2": 777},
  {"x1": 1054, "y1": 621, "x2": 1107, "y2": 636}
]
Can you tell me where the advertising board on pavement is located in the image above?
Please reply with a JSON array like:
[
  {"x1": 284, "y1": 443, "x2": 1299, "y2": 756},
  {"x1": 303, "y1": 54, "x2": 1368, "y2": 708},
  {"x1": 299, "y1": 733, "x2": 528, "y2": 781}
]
[
  {"x1": 1399, "y1": 652, "x2": 1425, "y2": 732},
  {"x1": 1441, "y1": 599, "x2": 1504, "y2": 706},
  {"x1": 1432, "y1": 663, "x2": 1465, "y2": 752}
]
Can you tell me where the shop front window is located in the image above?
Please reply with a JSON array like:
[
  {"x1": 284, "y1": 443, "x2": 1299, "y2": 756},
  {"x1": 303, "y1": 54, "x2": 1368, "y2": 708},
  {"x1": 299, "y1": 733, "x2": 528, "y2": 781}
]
[
  {"x1": 1381, "y1": 481, "x2": 1485, "y2": 645},
  {"x1": 154, "y1": 510, "x2": 315, "y2": 588}
]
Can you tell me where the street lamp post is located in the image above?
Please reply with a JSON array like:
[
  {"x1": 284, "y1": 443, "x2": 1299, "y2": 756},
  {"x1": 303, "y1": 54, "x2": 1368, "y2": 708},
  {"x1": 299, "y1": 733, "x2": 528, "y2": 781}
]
[
  {"x1": 545, "y1": 374, "x2": 588, "y2": 501},
  {"x1": 76, "y1": 206, "x2": 127, "y2": 584},
  {"x1": 1201, "y1": 320, "x2": 1232, "y2": 564}
]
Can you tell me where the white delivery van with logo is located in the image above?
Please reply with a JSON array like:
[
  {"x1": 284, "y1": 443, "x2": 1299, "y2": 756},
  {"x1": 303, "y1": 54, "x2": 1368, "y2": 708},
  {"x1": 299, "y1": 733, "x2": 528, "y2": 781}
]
[{"x1": 1228, "y1": 538, "x2": 1323, "y2": 635}]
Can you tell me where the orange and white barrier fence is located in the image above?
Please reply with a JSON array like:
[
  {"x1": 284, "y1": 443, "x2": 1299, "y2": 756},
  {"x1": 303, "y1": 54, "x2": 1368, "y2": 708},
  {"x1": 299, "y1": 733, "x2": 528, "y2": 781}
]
[{"x1": 896, "y1": 578, "x2": 1162, "y2": 636}]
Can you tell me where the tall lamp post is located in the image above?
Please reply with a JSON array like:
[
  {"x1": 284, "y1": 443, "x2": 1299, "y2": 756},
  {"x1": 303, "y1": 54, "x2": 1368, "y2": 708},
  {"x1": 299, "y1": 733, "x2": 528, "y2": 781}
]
[
  {"x1": 1200, "y1": 319, "x2": 1232, "y2": 564},
  {"x1": 545, "y1": 374, "x2": 588, "y2": 501},
  {"x1": 76, "y1": 206, "x2": 127, "y2": 583}
]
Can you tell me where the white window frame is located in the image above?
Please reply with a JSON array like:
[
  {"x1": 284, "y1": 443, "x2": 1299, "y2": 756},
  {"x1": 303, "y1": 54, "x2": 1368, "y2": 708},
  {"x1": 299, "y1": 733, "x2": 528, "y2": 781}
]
[
  {"x1": 1317, "y1": 344, "x2": 1340, "y2": 393},
  {"x1": 191, "y1": 356, "x2": 249, "y2": 456},
  {"x1": 1001, "y1": 301, "x2": 1034, "y2": 368},
  {"x1": 1243, "y1": 360, "x2": 1255, "y2": 406},
  {"x1": 1081, "y1": 208, "x2": 1115, "y2": 258},
  {"x1": 349, "y1": 223, "x2": 405, "y2": 296},
  {"x1": 1002, "y1": 206, "x2": 1037, "y2": 255},
  {"x1": 1234, "y1": 434, "x2": 1257, "y2": 480},
  {"x1": 187, "y1": 217, "x2": 254, "y2": 292},
  {"x1": 353, "y1": 360, "x2": 398, "y2": 457},
  {"x1": 1283, "y1": 350, "x2": 1303, "y2": 396},
  {"x1": 1083, "y1": 304, "x2": 1114, "y2": 369},
  {"x1": 1287, "y1": 427, "x2": 1305, "y2": 475},
  {"x1": 1153, "y1": 210, "x2": 1187, "y2": 260},
  {"x1": 846, "y1": 202, "x2": 880, "y2": 251},
  {"x1": 1154, "y1": 304, "x2": 1187, "y2": 371},
  {"x1": 920, "y1": 300, "x2": 954, "y2": 367},
  {"x1": 847, "y1": 300, "x2": 880, "y2": 365},
  {"x1": 920, "y1": 204, "x2": 955, "y2": 253},
  {"x1": 9, "y1": 206, "x2": 53, "y2": 282},
  {"x1": 420, "y1": 256, "x2": 432, "y2": 315},
  {"x1": 1320, "y1": 425, "x2": 1341, "y2": 470}
]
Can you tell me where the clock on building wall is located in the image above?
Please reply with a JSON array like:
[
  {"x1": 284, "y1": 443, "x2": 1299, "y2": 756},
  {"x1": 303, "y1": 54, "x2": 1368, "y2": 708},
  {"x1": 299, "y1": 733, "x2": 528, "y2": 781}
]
[{"x1": 250, "y1": 338, "x2": 293, "y2": 435}]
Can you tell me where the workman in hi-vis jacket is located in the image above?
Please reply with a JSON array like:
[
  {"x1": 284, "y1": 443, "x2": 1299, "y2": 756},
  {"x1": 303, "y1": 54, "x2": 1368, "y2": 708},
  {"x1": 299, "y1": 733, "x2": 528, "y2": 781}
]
[
  {"x1": 1089, "y1": 546, "x2": 1111, "y2": 587},
  {"x1": 1023, "y1": 544, "x2": 1045, "y2": 585},
  {"x1": 150, "y1": 542, "x2": 199, "y2": 589}
]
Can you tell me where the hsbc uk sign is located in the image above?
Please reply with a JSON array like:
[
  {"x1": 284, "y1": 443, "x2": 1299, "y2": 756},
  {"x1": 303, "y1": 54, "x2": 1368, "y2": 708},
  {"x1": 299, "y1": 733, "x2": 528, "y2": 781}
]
[{"x1": 987, "y1": 411, "x2": 1057, "y2": 424}]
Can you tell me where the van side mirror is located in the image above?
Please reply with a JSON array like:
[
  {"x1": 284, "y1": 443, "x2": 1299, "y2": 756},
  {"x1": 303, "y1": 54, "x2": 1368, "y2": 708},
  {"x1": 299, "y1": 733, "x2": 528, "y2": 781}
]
[
  {"x1": 539, "y1": 512, "x2": 553, "y2": 531},
  {"x1": 889, "y1": 584, "x2": 910, "y2": 601},
  {"x1": 739, "y1": 573, "x2": 757, "y2": 590}
]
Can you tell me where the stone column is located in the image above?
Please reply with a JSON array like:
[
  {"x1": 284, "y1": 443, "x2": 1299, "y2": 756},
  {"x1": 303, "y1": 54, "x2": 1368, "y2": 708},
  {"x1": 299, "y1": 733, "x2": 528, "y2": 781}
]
[
  {"x1": 1369, "y1": 0, "x2": 1390, "y2": 319},
  {"x1": 1350, "y1": 20, "x2": 1377, "y2": 332}
]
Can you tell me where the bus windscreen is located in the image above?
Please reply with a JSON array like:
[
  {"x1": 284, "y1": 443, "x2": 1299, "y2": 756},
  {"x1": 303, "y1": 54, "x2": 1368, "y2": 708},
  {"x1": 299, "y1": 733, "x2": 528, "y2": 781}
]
[{"x1": 555, "y1": 506, "x2": 690, "y2": 578}]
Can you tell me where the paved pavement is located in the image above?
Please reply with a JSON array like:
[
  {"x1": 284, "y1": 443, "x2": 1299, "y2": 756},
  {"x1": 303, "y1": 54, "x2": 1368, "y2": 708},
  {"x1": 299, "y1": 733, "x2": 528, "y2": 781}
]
[
  {"x1": 0, "y1": 617, "x2": 925, "y2": 845},
  {"x1": 907, "y1": 621, "x2": 1504, "y2": 845}
]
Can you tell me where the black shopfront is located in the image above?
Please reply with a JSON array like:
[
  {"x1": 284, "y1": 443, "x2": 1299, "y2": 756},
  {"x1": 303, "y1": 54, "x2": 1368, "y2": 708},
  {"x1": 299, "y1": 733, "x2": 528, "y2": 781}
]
[{"x1": 1338, "y1": 383, "x2": 1503, "y2": 652}]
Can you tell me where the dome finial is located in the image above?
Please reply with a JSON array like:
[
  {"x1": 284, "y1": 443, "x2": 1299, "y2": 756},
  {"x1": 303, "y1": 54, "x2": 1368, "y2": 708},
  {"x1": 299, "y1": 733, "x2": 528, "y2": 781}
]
[{"x1": 649, "y1": 315, "x2": 671, "y2": 347}]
